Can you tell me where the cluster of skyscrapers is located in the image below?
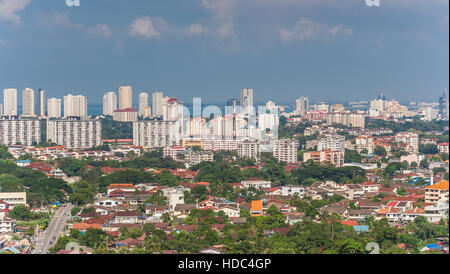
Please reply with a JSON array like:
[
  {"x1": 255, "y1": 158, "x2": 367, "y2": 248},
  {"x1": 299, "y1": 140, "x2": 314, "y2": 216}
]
[{"x1": 0, "y1": 88, "x2": 87, "y2": 119}]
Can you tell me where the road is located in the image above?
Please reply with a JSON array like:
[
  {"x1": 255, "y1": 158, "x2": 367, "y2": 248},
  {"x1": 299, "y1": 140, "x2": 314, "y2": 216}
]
[{"x1": 32, "y1": 204, "x2": 73, "y2": 254}]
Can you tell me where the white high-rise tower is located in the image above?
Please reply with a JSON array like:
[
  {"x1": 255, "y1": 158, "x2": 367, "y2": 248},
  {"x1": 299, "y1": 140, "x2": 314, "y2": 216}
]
[
  {"x1": 64, "y1": 94, "x2": 87, "y2": 117},
  {"x1": 22, "y1": 88, "x2": 35, "y2": 117},
  {"x1": 241, "y1": 88, "x2": 254, "y2": 115},
  {"x1": 118, "y1": 86, "x2": 133, "y2": 109},
  {"x1": 37, "y1": 89, "x2": 45, "y2": 117},
  {"x1": 3, "y1": 88, "x2": 18, "y2": 116},
  {"x1": 103, "y1": 91, "x2": 117, "y2": 116},
  {"x1": 152, "y1": 91, "x2": 164, "y2": 117},
  {"x1": 139, "y1": 92, "x2": 149, "y2": 117},
  {"x1": 47, "y1": 98, "x2": 62, "y2": 118}
]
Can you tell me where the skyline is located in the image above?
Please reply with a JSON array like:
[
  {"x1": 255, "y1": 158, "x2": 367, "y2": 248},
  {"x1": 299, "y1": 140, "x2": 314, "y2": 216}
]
[{"x1": 0, "y1": 0, "x2": 449, "y2": 104}]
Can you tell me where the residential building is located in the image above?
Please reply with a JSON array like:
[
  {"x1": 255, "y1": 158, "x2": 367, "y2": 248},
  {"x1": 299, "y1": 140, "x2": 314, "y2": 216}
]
[
  {"x1": 37, "y1": 89, "x2": 45, "y2": 118},
  {"x1": 241, "y1": 179, "x2": 271, "y2": 189},
  {"x1": 273, "y1": 138, "x2": 299, "y2": 163},
  {"x1": 238, "y1": 140, "x2": 260, "y2": 160},
  {"x1": 46, "y1": 118, "x2": 102, "y2": 149},
  {"x1": 0, "y1": 192, "x2": 27, "y2": 207},
  {"x1": 63, "y1": 94, "x2": 87, "y2": 117},
  {"x1": 103, "y1": 91, "x2": 117, "y2": 116},
  {"x1": 47, "y1": 98, "x2": 62, "y2": 118},
  {"x1": 303, "y1": 149, "x2": 345, "y2": 167},
  {"x1": 118, "y1": 86, "x2": 133, "y2": 109},
  {"x1": 0, "y1": 119, "x2": 41, "y2": 146},
  {"x1": 133, "y1": 120, "x2": 181, "y2": 148},
  {"x1": 152, "y1": 91, "x2": 164, "y2": 117},
  {"x1": 241, "y1": 88, "x2": 254, "y2": 115},
  {"x1": 21, "y1": 88, "x2": 35, "y2": 117},
  {"x1": 113, "y1": 108, "x2": 138, "y2": 122},
  {"x1": 3, "y1": 88, "x2": 17, "y2": 116},
  {"x1": 425, "y1": 180, "x2": 449, "y2": 204},
  {"x1": 138, "y1": 92, "x2": 149, "y2": 117}
]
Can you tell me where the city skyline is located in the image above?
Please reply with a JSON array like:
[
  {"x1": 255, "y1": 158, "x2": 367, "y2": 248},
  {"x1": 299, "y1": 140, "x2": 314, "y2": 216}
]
[{"x1": 0, "y1": 0, "x2": 448, "y2": 104}]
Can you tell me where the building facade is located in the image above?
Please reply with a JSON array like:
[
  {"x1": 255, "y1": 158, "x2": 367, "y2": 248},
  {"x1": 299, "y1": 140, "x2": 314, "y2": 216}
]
[
  {"x1": 47, "y1": 118, "x2": 102, "y2": 149},
  {"x1": 133, "y1": 120, "x2": 181, "y2": 148},
  {"x1": 0, "y1": 119, "x2": 40, "y2": 146}
]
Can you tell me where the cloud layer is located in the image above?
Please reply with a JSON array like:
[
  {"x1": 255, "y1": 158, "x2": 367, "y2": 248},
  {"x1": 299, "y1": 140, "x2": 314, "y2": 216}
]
[
  {"x1": 0, "y1": 0, "x2": 31, "y2": 26},
  {"x1": 279, "y1": 18, "x2": 353, "y2": 43}
]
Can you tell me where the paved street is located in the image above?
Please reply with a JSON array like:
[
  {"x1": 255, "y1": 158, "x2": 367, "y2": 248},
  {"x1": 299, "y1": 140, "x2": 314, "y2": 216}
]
[{"x1": 32, "y1": 204, "x2": 73, "y2": 254}]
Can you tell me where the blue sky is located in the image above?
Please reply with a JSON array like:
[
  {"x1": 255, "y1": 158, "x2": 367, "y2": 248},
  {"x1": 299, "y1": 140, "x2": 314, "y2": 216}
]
[{"x1": 0, "y1": 0, "x2": 448, "y2": 105}]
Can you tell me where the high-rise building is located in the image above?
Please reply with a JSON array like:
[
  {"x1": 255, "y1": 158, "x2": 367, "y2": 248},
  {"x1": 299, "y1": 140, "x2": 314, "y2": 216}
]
[
  {"x1": 139, "y1": 92, "x2": 149, "y2": 117},
  {"x1": 241, "y1": 88, "x2": 254, "y2": 115},
  {"x1": 152, "y1": 91, "x2": 164, "y2": 117},
  {"x1": 0, "y1": 119, "x2": 41, "y2": 146},
  {"x1": 133, "y1": 120, "x2": 181, "y2": 148},
  {"x1": 103, "y1": 91, "x2": 117, "y2": 116},
  {"x1": 47, "y1": 118, "x2": 102, "y2": 149},
  {"x1": 326, "y1": 112, "x2": 366, "y2": 128},
  {"x1": 238, "y1": 140, "x2": 260, "y2": 160},
  {"x1": 37, "y1": 89, "x2": 45, "y2": 117},
  {"x1": 273, "y1": 138, "x2": 299, "y2": 163},
  {"x1": 63, "y1": 94, "x2": 87, "y2": 117},
  {"x1": 226, "y1": 99, "x2": 241, "y2": 114},
  {"x1": 118, "y1": 86, "x2": 133, "y2": 110},
  {"x1": 47, "y1": 98, "x2": 62, "y2": 118},
  {"x1": 22, "y1": 88, "x2": 35, "y2": 117},
  {"x1": 295, "y1": 96, "x2": 309, "y2": 116},
  {"x1": 163, "y1": 98, "x2": 184, "y2": 135},
  {"x1": 317, "y1": 134, "x2": 345, "y2": 152},
  {"x1": 439, "y1": 90, "x2": 449, "y2": 121},
  {"x1": 3, "y1": 89, "x2": 18, "y2": 116}
]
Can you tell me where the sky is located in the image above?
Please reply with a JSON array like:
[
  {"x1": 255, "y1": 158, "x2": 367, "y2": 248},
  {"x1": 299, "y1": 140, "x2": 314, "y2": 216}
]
[{"x1": 0, "y1": 0, "x2": 448, "y2": 106}]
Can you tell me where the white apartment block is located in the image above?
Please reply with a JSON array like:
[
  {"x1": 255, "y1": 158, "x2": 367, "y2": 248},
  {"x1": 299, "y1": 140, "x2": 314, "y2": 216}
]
[
  {"x1": 3, "y1": 88, "x2": 17, "y2": 116},
  {"x1": 64, "y1": 94, "x2": 87, "y2": 117},
  {"x1": 118, "y1": 86, "x2": 133, "y2": 109},
  {"x1": 139, "y1": 92, "x2": 149, "y2": 117},
  {"x1": 0, "y1": 119, "x2": 41, "y2": 146},
  {"x1": 113, "y1": 108, "x2": 138, "y2": 122},
  {"x1": 238, "y1": 140, "x2": 260, "y2": 160},
  {"x1": 47, "y1": 119, "x2": 102, "y2": 149},
  {"x1": 47, "y1": 98, "x2": 62, "y2": 118},
  {"x1": 202, "y1": 139, "x2": 240, "y2": 151},
  {"x1": 0, "y1": 192, "x2": 27, "y2": 206},
  {"x1": 281, "y1": 185, "x2": 306, "y2": 198},
  {"x1": 22, "y1": 88, "x2": 35, "y2": 117},
  {"x1": 318, "y1": 134, "x2": 345, "y2": 151},
  {"x1": 103, "y1": 91, "x2": 117, "y2": 116},
  {"x1": 241, "y1": 179, "x2": 271, "y2": 189},
  {"x1": 152, "y1": 91, "x2": 164, "y2": 117},
  {"x1": 326, "y1": 112, "x2": 366, "y2": 128},
  {"x1": 395, "y1": 132, "x2": 419, "y2": 154},
  {"x1": 273, "y1": 138, "x2": 299, "y2": 163},
  {"x1": 133, "y1": 120, "x2": 181, "y2": 148}
]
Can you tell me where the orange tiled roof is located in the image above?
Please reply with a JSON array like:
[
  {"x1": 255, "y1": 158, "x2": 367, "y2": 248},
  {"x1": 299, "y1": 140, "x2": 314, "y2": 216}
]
[{"x1": 426, "y1": 180, "x2": 449, "y2": 190}]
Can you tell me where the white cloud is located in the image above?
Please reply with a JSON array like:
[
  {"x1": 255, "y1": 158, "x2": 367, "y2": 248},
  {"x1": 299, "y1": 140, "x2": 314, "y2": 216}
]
[
  {"x1": 86, "y1": 24, "x2": 112, "y2": 37},
  {"x1": 0, "y1": 0, "x2": 31, "y2": 26},
  {"x1": 39, "y1": 12, "x2": 112, "y2": 38},
  {"x1": 279, "y1": 17, "x2": 353, "y2": 43},
  {"x1": 186, "y1": 23, "x2": 206, "y2": 36},
  {"x1": 130, "y1": 16, "x2": 160, "y2": 38}
]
